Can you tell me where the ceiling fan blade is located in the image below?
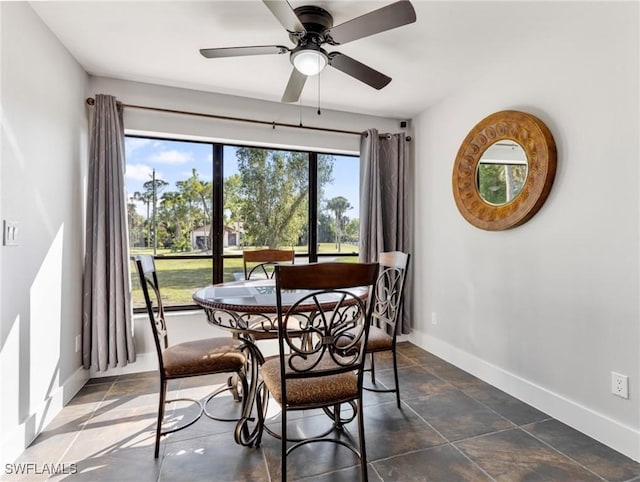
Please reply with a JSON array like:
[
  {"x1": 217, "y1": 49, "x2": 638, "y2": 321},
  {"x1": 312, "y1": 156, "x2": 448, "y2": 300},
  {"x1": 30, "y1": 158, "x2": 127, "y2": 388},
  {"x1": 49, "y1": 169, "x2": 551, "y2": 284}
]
[
  {"x1": 263, "y1": 0, "x2": 306, "y2": 34},
  {"x1": 200, "y1": 45, "x2": 289, "y2": 59},
  {"x1": 328, "y1": 52, "x2": 391, "y2": 90},
  {"x1": 326, "y1": 1, "x2": 416, "y2": 45},
  {"x1": 281, "y1": 68, "x2": 307, "y2": 103}
]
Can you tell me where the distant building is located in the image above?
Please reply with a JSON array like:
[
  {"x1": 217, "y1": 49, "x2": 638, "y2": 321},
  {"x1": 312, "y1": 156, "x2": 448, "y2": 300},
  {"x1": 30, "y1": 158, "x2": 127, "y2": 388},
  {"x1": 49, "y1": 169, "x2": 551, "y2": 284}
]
[{"x1": 191, "y1": 223, "x2": 243, "y2": 249}]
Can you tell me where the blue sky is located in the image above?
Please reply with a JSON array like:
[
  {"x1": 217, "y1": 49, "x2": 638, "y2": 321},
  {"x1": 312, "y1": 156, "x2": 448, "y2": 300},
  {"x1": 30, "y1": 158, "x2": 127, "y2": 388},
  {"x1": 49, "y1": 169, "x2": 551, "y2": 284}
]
[{"x1": 124, "y1": 136, "x2": 360, "y2": 218}]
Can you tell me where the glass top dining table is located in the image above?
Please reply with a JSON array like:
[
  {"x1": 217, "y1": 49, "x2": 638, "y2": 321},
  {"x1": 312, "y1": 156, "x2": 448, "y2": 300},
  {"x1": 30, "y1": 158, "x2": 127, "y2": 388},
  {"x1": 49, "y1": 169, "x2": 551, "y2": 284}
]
[{"x1": 192, "y1": 278, "x2": 369, "y2": 333}]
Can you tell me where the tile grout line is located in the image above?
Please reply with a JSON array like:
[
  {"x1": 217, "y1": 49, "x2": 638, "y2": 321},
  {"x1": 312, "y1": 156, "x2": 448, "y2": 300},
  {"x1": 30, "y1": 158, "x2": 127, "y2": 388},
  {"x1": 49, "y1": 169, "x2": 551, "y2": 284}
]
[
  {"x1": 376, "y1": 394, "x2": 499, "y2": 482},
  {"x1": 445, "y1": 443, "x2": 498, "y2": 482},
  {"x1": 518, "y1": 426, "x2": 609, "y2": 482},
  {"x1": 388, "y1": 354, "x2": 506, "y2": 482},
  {"x1": 52, "y1": 379, "x2": 119, "y2": 472},
  {"x1": 403, "y1": 352, "x2": 611, "y2": 481}
]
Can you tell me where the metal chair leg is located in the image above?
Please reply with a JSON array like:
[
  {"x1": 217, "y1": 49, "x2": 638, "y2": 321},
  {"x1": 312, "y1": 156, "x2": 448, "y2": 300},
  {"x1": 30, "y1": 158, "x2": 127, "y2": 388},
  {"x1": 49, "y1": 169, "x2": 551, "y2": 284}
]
[
  {"x1": 357, "y1": 398, "x2": 368, "y2": 482},
  {"x1": 370, "y1": 352, "x2": 376, "y2": 384},
  {"x1": 155, "y1": 379, "x2": 167, "y2": 458},
  {"x1": 281, "y1": 407, "x2": 288, "y2": 482},
  {"x1": 392, "y1": 348, "x2": 401, "y2": 409},
  {"x1": 334, "y1": 403, "x2": 343, "y2": 430}
]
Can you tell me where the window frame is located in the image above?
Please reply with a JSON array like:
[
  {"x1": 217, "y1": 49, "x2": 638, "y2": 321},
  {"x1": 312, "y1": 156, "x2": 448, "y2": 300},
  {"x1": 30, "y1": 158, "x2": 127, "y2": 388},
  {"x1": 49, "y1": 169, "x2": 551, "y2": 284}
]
[{"x1": 126, "y1": 134, "x2": 360, "y2": 312}]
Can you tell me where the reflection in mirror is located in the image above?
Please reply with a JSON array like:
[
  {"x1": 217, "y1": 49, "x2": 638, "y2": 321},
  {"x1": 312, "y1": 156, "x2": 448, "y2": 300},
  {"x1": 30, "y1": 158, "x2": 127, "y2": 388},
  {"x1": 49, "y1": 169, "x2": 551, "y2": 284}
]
[{"x1": 476, "y1": 141, "x2": 528, "y2": 205}]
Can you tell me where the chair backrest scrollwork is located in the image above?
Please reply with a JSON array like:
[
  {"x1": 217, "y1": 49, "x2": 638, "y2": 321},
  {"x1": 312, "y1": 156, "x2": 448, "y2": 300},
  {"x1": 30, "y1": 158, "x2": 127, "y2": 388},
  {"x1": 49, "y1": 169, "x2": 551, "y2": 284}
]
[
  {"x1": 373, "y1": 251, "x2": 410, "y2": 337},
  {"x1": 274, "y1": 262, "x2": 379, "y2": 386}
]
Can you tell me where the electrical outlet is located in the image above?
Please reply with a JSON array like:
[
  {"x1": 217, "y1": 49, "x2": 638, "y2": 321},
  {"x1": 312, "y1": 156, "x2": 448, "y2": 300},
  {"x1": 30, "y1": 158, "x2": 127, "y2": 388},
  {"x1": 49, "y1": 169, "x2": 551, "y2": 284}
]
[
  {"x1": 431, "y1": 312, "x2": 437, "y2": 325},
  {"x1": 611, "y1": 372, "x2": 629, "y2": 399}
]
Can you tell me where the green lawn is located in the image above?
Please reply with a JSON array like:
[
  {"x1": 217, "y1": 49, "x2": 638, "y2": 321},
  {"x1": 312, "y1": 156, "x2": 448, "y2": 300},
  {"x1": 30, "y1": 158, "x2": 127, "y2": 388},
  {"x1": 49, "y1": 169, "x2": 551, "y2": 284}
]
[{"x1": 131, "y1": 244, "x2": 359, "y2": 308}]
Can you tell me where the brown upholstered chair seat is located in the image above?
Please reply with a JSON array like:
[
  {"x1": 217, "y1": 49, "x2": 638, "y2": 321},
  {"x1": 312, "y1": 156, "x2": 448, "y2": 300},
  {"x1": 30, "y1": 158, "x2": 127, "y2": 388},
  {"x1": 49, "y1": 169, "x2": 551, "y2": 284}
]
[
  {"x1": 261, "y1": 355, "x2": 358, "y2": 407},
  {"x1": 336, "y1": 326, "x2": 393, "y2": 352},
  {"x1": 163, "y1": 338, "x2": 246, "y2": 379},
  {"x1": 365, "y1": 325, "x2": 394, "y2": 352}
]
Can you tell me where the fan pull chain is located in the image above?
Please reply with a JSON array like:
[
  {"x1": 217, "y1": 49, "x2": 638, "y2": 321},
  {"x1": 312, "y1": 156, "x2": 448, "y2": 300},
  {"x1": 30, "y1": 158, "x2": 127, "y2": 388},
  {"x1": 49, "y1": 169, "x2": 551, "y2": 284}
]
[
  {"x1": 299, "y1": 99, "x2": 303, "y2": 126},
  {"x1": 317, "y1": 72, "x2": 322, "y2": 116}
]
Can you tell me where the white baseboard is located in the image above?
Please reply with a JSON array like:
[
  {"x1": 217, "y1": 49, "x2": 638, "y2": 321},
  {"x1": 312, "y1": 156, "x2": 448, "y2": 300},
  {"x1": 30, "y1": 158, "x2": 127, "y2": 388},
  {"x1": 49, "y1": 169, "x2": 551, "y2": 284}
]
[
  {"x1": 408, "y1": 332, "x2": 640, "y2": 463},
  {"x1": 89, "y1": 352, "x2": 158, "y2": 378},
  {"x1": 1, "y1": 366, "x2": 89, "y2": 469}
]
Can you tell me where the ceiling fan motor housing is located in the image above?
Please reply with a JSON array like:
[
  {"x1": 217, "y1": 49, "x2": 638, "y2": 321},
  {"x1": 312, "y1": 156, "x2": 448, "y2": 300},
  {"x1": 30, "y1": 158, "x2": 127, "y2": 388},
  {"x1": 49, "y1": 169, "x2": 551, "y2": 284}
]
[{"x1": 289, "y1": 6, "x2": 334, "y2": 47}]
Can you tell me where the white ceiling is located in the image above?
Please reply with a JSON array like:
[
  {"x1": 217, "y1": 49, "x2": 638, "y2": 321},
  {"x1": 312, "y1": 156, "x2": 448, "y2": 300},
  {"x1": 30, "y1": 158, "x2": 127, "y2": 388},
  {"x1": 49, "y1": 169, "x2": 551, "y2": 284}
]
[{"x1": 30, "y1": 1, "x2": 558, "y2": 119}]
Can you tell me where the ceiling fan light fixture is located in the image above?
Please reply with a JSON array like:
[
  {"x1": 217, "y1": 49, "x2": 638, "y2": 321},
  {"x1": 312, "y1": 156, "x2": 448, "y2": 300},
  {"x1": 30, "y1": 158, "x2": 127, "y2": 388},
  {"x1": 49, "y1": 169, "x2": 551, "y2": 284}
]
[{"x1": 291, "y1": 48, "x2": 327, "y2": 76}]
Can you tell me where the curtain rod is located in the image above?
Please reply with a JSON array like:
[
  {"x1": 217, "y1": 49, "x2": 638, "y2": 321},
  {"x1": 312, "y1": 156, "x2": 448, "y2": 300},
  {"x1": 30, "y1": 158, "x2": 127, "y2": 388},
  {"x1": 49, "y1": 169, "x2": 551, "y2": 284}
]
[{"x1": 85, "y1": 97, "x2": 411, "y2": 141}]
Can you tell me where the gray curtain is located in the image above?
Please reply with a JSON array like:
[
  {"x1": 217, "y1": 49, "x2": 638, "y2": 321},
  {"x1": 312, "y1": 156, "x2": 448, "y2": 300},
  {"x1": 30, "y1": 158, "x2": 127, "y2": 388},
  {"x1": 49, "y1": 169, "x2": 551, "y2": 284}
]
[
  {"x1": 359, "y1": 129, "x2": 412, "y2": 333},
  {"x1": 82, "y1": 94, "x2": 136, "y2": 370}
]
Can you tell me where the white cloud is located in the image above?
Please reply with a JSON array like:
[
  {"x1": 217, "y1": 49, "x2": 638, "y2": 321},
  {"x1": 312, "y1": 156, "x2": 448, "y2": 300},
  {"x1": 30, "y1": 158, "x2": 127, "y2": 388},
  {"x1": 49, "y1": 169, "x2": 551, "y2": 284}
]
[
  {"x1": 151, "y1": 149, "x2": 193, "y2": 165},
  {"x1": 125, "y1": 138, "x2": 152, "y2": 155},
  {"x1": 126, "y1": 163, "x2": 154, "y2": 181}
]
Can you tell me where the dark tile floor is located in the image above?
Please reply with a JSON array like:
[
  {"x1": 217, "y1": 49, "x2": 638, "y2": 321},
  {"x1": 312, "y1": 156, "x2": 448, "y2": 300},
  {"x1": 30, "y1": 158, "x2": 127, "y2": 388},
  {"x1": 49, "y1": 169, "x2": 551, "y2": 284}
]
[{"x1": 4, "y1": 342, "x2": 640, "y2": 481}]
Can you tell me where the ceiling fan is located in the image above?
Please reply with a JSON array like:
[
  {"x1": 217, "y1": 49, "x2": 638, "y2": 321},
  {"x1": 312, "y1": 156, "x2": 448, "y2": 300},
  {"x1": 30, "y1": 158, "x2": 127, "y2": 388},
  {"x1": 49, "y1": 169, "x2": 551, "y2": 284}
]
[{"x1": 199, "y1": 0, "x2": 416, "y2": 103}]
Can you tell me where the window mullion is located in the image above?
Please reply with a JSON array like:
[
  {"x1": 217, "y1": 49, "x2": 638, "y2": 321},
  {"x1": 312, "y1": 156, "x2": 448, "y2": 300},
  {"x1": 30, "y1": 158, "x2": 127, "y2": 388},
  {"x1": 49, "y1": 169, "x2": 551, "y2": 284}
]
[
  {"x1": 309, "y1": 151, "x2": 318, "y2": 262},
  {"x1": 212, "y1": 143, "x2": 224, "y2": 283}
]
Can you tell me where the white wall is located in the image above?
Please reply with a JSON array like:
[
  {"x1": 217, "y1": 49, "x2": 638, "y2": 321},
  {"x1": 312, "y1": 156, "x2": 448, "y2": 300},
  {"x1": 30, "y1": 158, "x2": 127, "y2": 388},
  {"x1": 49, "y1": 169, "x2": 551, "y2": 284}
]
[
  {"x1": 411, "y1": 1, "x2": 639, "y2": 461},
  {"x1": 0, "y1": 3, "x2": 89, "y2": 468},
  {"x1": 88, "y1": 76, "x2": 405, "y2": 155}
]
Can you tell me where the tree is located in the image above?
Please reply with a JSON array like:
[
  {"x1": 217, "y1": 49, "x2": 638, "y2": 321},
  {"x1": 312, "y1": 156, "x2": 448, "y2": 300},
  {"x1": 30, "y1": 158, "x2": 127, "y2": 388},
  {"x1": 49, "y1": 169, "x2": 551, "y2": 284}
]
[
  {"x1": 176, "y1": 169, "x2": 213, "y2": 249},
  {"x1": 131, "y1": 190, "x2": 153, "y2": 247},
  {"x1": 132, "y1": 173, "x2": 168, "y2": 250},
  {"x1": 317, "y1": 212, "x2": 334, "y2": 244},
  {"x1": 224, "y1": 174, "x2": 245, "y2": 247},
  {"x1": 344, "y1": 218, "x2": 360, "y2": 244},
  {"x1": 235, "y1": 148, "x2": 334, "y2": 248},
  {"x1": 158, "y1": 191, "x2": 191, "y2": 252},
  {"x1": 127, "y1": 202, "x2": 145, "y2": 247},
  {"x1": 477, "y1": 163, "x2": 527, "y2": 205},
  {"x1": 325, "y1": 196, "x2": 352, "y2": 252}
]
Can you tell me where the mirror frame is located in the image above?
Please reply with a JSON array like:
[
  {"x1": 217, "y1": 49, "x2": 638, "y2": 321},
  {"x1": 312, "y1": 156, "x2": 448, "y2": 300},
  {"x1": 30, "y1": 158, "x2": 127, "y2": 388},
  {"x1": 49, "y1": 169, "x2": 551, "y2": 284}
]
[{"x1": 452, "y1": 110, "x2": 557, "y2": 230}]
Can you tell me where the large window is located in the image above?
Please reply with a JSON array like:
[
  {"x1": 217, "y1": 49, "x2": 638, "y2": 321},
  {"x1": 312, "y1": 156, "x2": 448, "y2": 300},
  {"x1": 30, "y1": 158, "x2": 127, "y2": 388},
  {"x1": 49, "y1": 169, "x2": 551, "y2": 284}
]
[{"x1": 125, "y1": 136, "x2": 360, "y2": 309}]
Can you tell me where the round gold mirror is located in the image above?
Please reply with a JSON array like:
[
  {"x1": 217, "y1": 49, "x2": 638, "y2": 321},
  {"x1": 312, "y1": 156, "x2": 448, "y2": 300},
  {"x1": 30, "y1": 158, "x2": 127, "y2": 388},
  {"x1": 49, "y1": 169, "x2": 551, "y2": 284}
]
[{"x1": 452, "y1": 110, "x2": 556, "y2": 230}]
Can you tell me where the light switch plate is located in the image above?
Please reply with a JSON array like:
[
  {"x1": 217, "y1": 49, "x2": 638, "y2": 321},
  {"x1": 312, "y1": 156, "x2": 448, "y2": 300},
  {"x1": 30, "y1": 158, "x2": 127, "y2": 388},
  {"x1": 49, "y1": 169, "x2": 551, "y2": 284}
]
[{"x1": 3, "y1": 220, "x2": 19, "y2": 246}]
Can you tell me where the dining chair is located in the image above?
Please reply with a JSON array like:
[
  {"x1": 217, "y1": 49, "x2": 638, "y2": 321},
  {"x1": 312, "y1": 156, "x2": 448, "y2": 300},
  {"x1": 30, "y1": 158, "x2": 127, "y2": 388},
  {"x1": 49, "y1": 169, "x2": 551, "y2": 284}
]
[
  {"x1": 242, "y1": 248, "x2": 295, "y2": 280},
  {"x1": 364, "y1": 251, "x2": 410, "y2": 408},
  {"x1": 260, "y1": 262, "x2": 379, "y2": 482},
  {"x1": 242, "y1": 248, "x2": 296, "y2": 340},
  {"x1": 133, "y1": 255, "x2": 248, "y2": 458}
]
